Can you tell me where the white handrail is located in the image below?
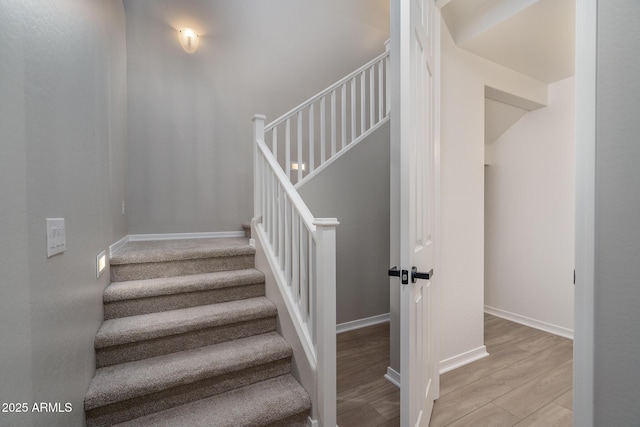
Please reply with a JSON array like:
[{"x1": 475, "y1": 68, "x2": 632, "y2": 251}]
[
  {"x1": 264, "y1": 46, "x2": 390, "y2": 186},
  {"x1": 251, "y1": 44, "x2": 391, "y2": 427}
]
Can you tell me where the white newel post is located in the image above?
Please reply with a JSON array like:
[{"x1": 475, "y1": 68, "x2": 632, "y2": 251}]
[
  {"x1": 253, "y1": 114, "x2": 266, "y2": 221},
  {"x1": 314, "y1": 218, "x2": 339, "y2": 427}
]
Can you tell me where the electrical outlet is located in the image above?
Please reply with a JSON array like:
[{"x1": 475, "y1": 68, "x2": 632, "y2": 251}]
[
  {"x1": 122, "y1": 200, "x2": 125, "y2": 215},
  {"x1": 46, "y1": 218, "x2": 66, "y2": 258}
]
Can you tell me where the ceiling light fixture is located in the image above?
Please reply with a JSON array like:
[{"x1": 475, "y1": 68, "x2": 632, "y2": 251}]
[{"x1": 178, "y1": 28, "x2": 199, "y2": 54}]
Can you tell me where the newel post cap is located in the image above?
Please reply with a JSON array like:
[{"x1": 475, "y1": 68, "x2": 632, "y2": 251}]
[{"x1": 313, "y1": 218, "x2": 340, "y2": 227}]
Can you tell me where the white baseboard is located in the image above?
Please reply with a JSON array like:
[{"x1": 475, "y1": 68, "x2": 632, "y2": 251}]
[
  {"x1": 306, "y1": 417, "x2": 319, "y2": 427},
  {"x1": 484, "y1": 306, "x2": 574, "y2": 339},
  {"x1": 439, "y1": 346, "x2": 489, "y2": 374},
  {"x1": 386, "y1": 347, "x2": 489, "y2": 387},
  {"x1": 109, "y1": 235, "x2": 129, "y2": 258},
  {"x1": 386, "y1": 348, "x2": 489, "y2": 385},
  {"x1": 109, "y1": 232, "x2": 246, "y2": 258},
  {"x1": 129, "y1": 231, "x2": 245, "y2": 242},
  {"x1": 336, "y1": 313, "x2": 390, "y2": 334},
  {"x1": 384, "y1": 366, "x2": 401, "y2": 388}
]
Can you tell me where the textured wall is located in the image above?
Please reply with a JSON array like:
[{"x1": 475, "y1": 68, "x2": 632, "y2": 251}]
[
  {"x1": 123, "y1": 0, "x2": 390, "y2": 234},
  {"x1": 594, "y1": 1, "x2": 640, "y2": 424},
  {"x1": 0, "y1": 1, "x2": 127, "y2": 425},
  {"x1": 298, "y1": 121, "x2": 391, "y2": 325},
  {"x1": 485, "y1": 76, "x2": 575, "y2": 334}
]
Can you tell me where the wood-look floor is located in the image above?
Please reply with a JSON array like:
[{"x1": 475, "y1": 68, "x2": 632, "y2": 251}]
[{"x1": 336, "y1": 314, "x2": 573, "y2": 427}]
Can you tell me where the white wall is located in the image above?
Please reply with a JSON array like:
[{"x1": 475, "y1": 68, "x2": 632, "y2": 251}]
[
  {"x1": 124, "y1": 0, "x2": 389, "y2": 234},
  {"x1": 298, "y1": 121, "x2": 390, "y2": 325},
  {"x1": 0, "y1": 1, "x2": 128, "y2": 426},
  {"x1": 439, "y1": 19, "x2": 548, "y2": 365},
  {"x1": 484, "y1": 77, "x2": 575, "y2": 336},
  {"x1": 592, "y1": 1, "x2": 640, "y2": 424}
]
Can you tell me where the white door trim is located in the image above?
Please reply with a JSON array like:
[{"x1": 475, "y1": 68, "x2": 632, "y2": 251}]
[{"x1": 573, "y1": 0, "x2": 596, "y2": 425}]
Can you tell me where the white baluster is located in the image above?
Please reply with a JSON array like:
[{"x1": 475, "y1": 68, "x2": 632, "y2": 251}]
[
  {"x1": 270, "y1": 169, "x2": 276, "y2": 244},
  {"x1": 274, "y1": 181, "x2": 280, "y2": 258},
  {"x1": 261, "y1": 155, "x2": 266, "y2": 231},
  {"x1": 309, "y1": 104, "x2": 315, "y2": 174},
  {"x1": 320, "y1": 97, "x2": 326, "y2": 163},
  {"x1": 308, "y1": 236, "x2": 317, "y2": 350},
  {"x1": 272, "y1": 127, "x2": 278, "y2": 161},
  {"x1": 285, "y1": 118, "x2": 291, "y2": 181},
  {"x1": 264, "y1": 160, "x2": 270, "y2": 238},
  {"x1": 278, "y1": 184, "x2": 284, "y2": 268},
  {"x1": 341, "y1": 83, "x2": 347, "y2": 149},
  {"x1": 385, "y1": 40, "x2": 391, "y2": 116},
  {"x1": 378, "y1": 60, "x2": 384, "y2": 122},
  {"x1": 369, "y1": 66, "x2": 375, "y2": 128},
  {"x1": 292, "y1": 212, "x2": 300, "y2": 303},
  {"x1": 297, "y1": 111, "x2": 303, "y2": 183},
  {"x1": 331, "y1": 90, "x2": 336, "y2": 157},
  {"x1": 299, "y1": 221, "x2": 308, "y2": 323},
  {"x1": 360, "y1": 71, "x2": 366, "y2": 135},
  {"x1": 351, "y1": 79, "x2": 356, "y2": 142},
  {"x1": 284, "y1": 197, "x2": 291, "y2": 284},
  {"x1": 308, "y1": 231, "x2": 315, "y2": 335}
]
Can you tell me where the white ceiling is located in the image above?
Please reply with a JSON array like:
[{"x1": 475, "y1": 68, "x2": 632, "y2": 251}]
[{"x1": 442, "y1": 0, "x2": 575, "y2": 84}]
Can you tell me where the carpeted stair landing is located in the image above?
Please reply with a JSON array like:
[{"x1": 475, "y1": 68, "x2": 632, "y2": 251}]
[{"x1": 85, "y1": 236, "x2": 310, "y2": 426}]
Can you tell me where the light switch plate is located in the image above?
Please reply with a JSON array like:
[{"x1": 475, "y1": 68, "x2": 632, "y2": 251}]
[{"x1": 46, "y1": 218, "x2": 66, "y2": 258}]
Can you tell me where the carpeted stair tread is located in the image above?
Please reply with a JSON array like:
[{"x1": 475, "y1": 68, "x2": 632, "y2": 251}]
[
  {"x1": 85, "y1": 332, "x2": 292, "y2": 411},
  {"x1": 113, "y1": 374, "x2": 310, "y2": 427},
  {"x1": 104, "y1": 269, "x2": 265, "y2": 302},
  {"x1": 110, "y1": 237, "x2": 254, "y2": 265},
  {"x1": 95, "y1": 297, "x2": 277, "y2": 348}
]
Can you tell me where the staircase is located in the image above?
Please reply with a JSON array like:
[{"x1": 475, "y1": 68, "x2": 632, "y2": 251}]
[{"x1": 84, "y1": 232, "x2": 311, "y2": 426}]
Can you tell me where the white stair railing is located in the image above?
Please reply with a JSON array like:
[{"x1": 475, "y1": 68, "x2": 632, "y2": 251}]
[
  {"x1": 253, "y1": 114, "x2": 338, "y2": 427},
  {"x1": 265, "y1": 42, "x2": 390, "y2": 187},
  {"x1": 252, "y1": 45, "x2": 391, "y2": 426}
]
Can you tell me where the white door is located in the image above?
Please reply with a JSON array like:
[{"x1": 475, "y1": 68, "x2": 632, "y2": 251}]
[{"x1": 390, "y1": 0, "x2": 440, "y2": 425}]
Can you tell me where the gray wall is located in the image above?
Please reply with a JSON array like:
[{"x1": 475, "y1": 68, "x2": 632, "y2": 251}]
[
  {"x1": 593, "y1": 1, "x2": 640, "y2": 424},
  {"x1": 0, "y1": 1, "x2": 128, "y2": 426},
  {"x1": 298, "y1": 122, "x2": 390, "y2": 324},
  {"x1": 124, "y1": 0, "x2": 389, "y2": 234}
]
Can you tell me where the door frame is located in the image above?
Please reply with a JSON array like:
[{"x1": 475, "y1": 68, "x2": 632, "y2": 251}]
[
  {"x1": 573, "y1": 0, "x2": 596, "y2": 425},
  {"x1": 388, "y1": 0, "x2": 596, "y2": 424}
]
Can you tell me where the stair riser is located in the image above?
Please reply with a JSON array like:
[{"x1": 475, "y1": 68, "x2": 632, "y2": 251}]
[
  {"x1": 104, "y1": 284, "x2": 265, "y2": 319},
  {"x1": 110, "y1": 255, "x2": 255, "y2": 282},
  {"x1": 85, "y1": 359, "x2": 291, "y2": 427},
  {"x1": 96, "y1": 317, "x2": 277, "y2": 368},
  {"x1": 265, "y1": 412, "x2": 310, "y2": 427}
]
